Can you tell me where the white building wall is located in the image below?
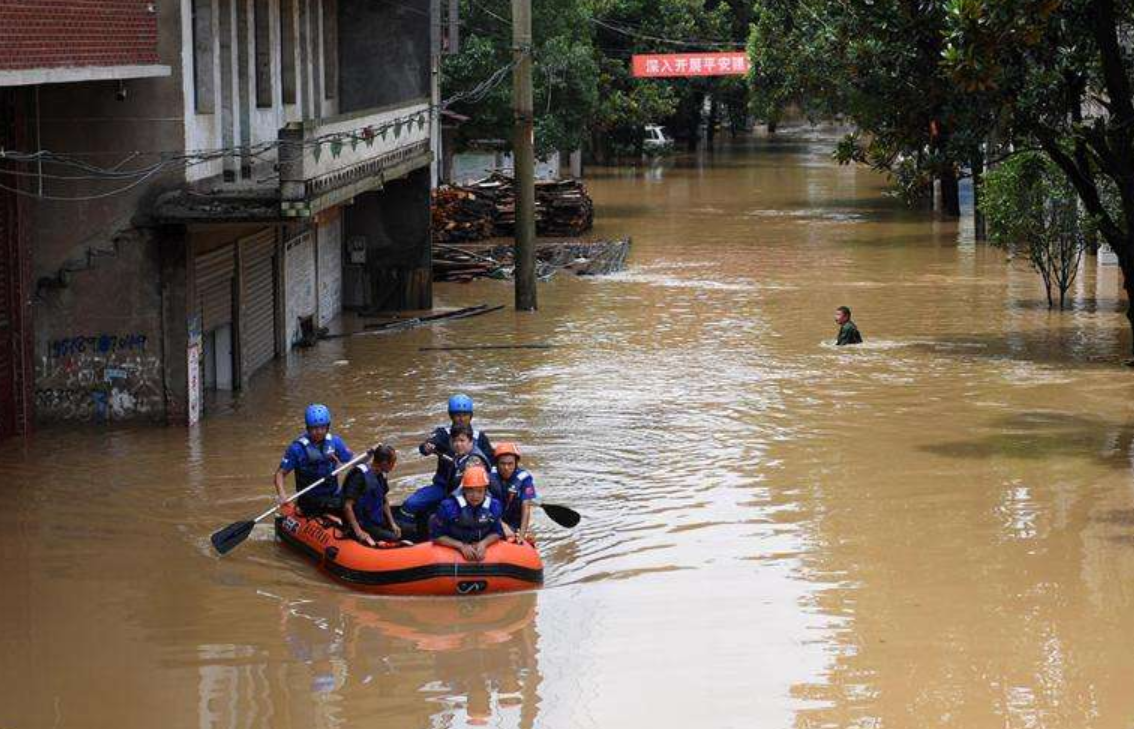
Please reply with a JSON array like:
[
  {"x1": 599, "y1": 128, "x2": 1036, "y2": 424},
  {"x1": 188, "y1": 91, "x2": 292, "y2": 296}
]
[
  {"x1": 182, "y1": 0, "x2": 225, "y2": 182},
  {"x1": 181, "y1": 0, "x2": 336, "y2": 184},
  {"x1": 283, "y1": 230, "x2": 317, "y2": 348},
  {"x1": 316, "y1": 212, "x2": 342, "y2": 327}
]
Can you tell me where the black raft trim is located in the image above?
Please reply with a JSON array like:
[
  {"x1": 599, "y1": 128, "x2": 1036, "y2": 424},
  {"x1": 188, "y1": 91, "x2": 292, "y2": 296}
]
[{"x1": 275, "y1": 518, "x2": 544, "y2": 587}]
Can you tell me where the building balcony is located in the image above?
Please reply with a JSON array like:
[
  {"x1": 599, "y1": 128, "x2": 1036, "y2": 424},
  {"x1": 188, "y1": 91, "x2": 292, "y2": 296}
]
[
  {"x1": 154, "y1": 98, "x2": 432, "y2": 224},
  {"x1": 279, "y1": 97, "x2": 433, "y2": 218}
]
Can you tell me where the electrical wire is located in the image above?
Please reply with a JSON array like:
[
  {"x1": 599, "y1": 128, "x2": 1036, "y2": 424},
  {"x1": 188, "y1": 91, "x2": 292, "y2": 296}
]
[
  {"x1": 0, "y1": 59, "x2": 519, "y2": 200},
  {"x1": 587, "y1": 17, "x2": 743, "y2": 50}
]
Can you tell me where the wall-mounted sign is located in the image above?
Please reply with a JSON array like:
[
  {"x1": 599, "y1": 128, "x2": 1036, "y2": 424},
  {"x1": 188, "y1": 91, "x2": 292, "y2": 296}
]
[
  {"x1": 631, "y1": 52, "x2": 749, "y2": 78},
  {"x1": 187, "y1": 314, "x2": 202, "y2": 427}
]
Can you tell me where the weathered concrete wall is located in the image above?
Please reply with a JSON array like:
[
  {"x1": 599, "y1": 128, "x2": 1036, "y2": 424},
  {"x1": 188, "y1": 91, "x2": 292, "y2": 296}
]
[
  {"x1": 28, "y1": 0, "x2": 187, "y2": 423},
  {"x1": 342, "y1": 167, "x2": 431, "y2": 311},
  {"x1": 34, "y1": 230, "x2": 166, "y2": 422},
  {"x1": 283, "y1": 227, "x2": 316, "y2": 347},
  {"x1": 316, "y1": 210, "x2": 342, "y2": 327},
  {"x1": 337, "y1": 0, "x2": 429, "y2": 113}
]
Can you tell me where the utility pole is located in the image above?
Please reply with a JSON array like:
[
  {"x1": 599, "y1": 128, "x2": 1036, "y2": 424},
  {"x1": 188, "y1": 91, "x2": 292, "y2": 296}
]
[{"x1": 512, "y1": 0, "x2": 537, "y2": 310}]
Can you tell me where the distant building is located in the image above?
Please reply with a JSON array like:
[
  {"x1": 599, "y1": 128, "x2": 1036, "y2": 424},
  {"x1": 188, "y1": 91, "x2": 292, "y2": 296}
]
[{"x1": 0, "y1": 0, "x2": 439, "y2": 435}]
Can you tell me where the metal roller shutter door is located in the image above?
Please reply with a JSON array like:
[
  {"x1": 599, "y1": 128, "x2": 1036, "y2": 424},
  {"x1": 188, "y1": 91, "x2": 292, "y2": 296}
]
[
  {"x1": 195, "y1": 245, "x2": 235, "y2": 332},
  {"x1": 240, "y1": 229, "x2": 277, "y2": 377}
]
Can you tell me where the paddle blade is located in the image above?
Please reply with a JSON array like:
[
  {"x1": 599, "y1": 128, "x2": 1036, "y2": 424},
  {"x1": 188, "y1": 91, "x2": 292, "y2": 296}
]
[
  {"x1": 211, "y1": 520, "x2": 256, "y2": 555},
  {"x1": 540, "y1": 503, "x2": 580, "y2": 528}
]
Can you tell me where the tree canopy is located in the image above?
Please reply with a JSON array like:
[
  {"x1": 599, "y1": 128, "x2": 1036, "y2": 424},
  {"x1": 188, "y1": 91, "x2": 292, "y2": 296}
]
[{"x1": 442, "y1": 0, "x2": 751, "y2": 159}]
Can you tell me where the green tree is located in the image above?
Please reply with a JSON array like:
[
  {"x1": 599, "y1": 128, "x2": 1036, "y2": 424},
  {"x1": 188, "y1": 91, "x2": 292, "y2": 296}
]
[
  {"x1": 747, "y1": 0, "x2": 995, "y2": 215},
  {"x1": 442, "y1": 0, "x2": 599, "y2": 156},
  {"x1": 589, "y1": 0, "x2": 745, "y2": 156},
  {"x1": 942, "y1": 0, "x2": 1134, "y2": 353},
  {"x1": 981, "y1": 152, "x2": 1086, "y2": 309}
]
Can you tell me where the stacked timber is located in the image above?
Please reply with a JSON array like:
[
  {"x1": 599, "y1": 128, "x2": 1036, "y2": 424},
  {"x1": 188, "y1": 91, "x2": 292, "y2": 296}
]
[
  {"x1": 431, "y1": 187, "x2": 495, "y2": 243},
  {"x1": 535, "y1": 178, "x2": 595, "y2": 236},
  {"x1": 432, "y1": 238, "x2": 631, "y2": 283},
  {"x1": 433, "y1": 244, "x2": 501, "y2": 283},
  {"x1": 431, "y1": 174, "x2": 596, "y2": 243}
]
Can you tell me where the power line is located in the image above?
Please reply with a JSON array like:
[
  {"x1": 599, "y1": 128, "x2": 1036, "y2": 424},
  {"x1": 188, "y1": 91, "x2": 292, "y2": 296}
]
[
  {"x1": 0, "y1": 61, "x2": 519, "y2": 201},
  {"x1": 588, "y1": 17, "x2": 743, "y2": 50}
]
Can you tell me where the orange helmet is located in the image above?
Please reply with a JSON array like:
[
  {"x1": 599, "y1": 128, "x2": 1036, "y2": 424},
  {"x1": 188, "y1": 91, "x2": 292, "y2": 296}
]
[
  {"x1": 461, "y1": 466, "x2": 490, "y2": 489},
  {"x1": 494, "y1": 442, "x2": 521, "y2": 460}
]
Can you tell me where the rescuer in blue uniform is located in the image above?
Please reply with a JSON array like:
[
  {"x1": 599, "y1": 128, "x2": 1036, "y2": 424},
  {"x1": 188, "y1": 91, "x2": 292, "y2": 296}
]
[
  {"x1": 489, "y1": 441, "x2": 538, "y2": 542},
  {"x1": 274, "y1": 404, "x2": 354, "y2": 516},
  {"x1": 419, "y1": 394, "x2": 495, "y2": 488},
  {"x1": 399, "y1": 419, "x2": 492, "y2": 536},
  {"x1": 342, "y1": 445, "x2": 401, "y2": 546},
  {"x1": 430, "y1": 465, "x2": 504, "y2": 562}
]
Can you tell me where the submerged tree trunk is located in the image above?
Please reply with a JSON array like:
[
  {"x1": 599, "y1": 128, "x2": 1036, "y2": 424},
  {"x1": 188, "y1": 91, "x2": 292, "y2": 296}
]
[
  {"x1": 971, "y1": 150, "x2": 987, "y2": 240},
  {"x1": 939, "y1": 165, "x2": 961, "y2": 218},
  {"x1": 1122, "y1": 255, "x2": 1134, "y2": 357}
]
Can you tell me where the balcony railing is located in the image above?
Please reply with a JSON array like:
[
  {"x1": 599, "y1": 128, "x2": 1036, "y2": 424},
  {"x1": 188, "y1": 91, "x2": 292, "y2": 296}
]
[{"x1": 278, "y1": 98, "x2": 432, "y2": 217}]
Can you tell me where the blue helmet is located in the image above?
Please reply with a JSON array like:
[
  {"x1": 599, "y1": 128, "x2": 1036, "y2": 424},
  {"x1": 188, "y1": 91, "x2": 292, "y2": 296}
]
[
  {"x1": 447, "y1": 394, "x2": 474, "y2": 414},
  {"x1": 305, "y1": 403, "x2": 332, "y2": 428}
]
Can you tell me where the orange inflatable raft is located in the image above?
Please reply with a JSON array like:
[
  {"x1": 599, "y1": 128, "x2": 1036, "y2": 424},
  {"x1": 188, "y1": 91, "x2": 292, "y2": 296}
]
[{"x1": 274, "y1": 504, "x2": 543, "y2": 596}]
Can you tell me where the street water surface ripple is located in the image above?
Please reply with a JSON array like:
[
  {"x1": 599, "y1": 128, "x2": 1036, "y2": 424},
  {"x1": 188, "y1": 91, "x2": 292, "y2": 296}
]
[{"x1": 4, "y1": 127, "x2": 1134, "y2": 728}]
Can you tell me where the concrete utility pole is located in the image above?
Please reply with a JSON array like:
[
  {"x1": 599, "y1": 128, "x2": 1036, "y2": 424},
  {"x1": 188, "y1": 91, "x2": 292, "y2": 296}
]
[{"x1": 512, "y1": 0, "x2": 537, "y2": 310}]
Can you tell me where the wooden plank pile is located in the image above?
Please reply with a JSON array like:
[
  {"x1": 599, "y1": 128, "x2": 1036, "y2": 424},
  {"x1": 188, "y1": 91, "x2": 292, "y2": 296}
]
[
  {"x1": 431, "y1": 186, "x2": 495, "y2": 243},
  {"x1": 431, "y1": 173, "x2": 595, "y2": 243},
  {"x1": 433, "y1": 244, "x2": 501, "y2": 283},
  {"x1": 433, "y1": 238, "x2": 631, "y2": 283}
]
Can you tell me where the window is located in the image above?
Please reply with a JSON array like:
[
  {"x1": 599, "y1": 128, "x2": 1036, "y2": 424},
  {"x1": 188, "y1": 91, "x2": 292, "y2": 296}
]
[
  {"x1": 192, "y1": 0, "x2": 215, "y2": 114},
  {"x1": 322, "y1": 0, "x2": 337, "y2": 99},
  {"x1": 280, "y1": 0, "x2": 297, "y2": 104},
  {"x1": 254, "y1": 0, "x2": 272, "y2": 107}
]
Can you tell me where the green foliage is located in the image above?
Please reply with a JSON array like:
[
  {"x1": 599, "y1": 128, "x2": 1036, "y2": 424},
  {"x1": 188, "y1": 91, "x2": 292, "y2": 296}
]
[
  {"x1": 746, "y1": 0, "x2": 995, "y2": 206},
  {"x1": 981, "y1": 152, "x2": 1086, "y2": 308},
  {"x1": 442, "y1": 0, "x2": 598, "y2": 156},
  {"x1": 589, "y1": 0, "x2": 747, "y2": 154},
  {"x1": 442, "y1": 0, "x2": 751, "y2": 160}
]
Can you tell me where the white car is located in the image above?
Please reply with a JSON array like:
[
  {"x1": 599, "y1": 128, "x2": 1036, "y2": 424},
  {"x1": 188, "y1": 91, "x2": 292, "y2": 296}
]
[{"x1": 643, "y1": 124, "x2": 673, "y2": 150}]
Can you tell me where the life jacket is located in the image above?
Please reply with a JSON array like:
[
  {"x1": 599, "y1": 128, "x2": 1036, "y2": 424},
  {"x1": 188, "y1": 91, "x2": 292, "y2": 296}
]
[
  {"x1": 351, "y1": 464, "x2": 389, "y2": 528},
  {"x1": 430, "y1": 427, "x2": 491, "y2": 487},
  {"x1": 448, "y1": 493, "x2": 500, "y2": 543},
  {"x1": 492, "y1": 468, "x2": 533, "y2": 529},
  {"x1": 294, "y1": 433, "x2": 339, "y2": 497}
]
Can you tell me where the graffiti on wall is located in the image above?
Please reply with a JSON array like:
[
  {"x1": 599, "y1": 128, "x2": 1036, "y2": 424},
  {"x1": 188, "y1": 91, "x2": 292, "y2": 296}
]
[{"x1": 36, "y1": 333, "x2": 162, "y2": 422}]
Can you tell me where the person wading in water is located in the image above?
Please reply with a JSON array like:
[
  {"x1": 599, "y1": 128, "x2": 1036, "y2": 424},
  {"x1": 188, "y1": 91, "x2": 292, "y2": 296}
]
[{"x1": 835, "y1": 306, "x2": 863, "y2": 346}]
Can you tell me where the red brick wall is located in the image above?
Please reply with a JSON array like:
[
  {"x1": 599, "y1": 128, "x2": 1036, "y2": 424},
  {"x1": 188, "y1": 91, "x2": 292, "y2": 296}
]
[{"x1": 0, "y1": 1, "x2": 160, "y2": 71}]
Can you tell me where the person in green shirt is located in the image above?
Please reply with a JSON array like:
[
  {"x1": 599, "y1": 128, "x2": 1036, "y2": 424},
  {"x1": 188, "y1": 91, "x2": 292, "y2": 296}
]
[{"x1": 835, "y1": 306, "x2": 863, "y2": 346}]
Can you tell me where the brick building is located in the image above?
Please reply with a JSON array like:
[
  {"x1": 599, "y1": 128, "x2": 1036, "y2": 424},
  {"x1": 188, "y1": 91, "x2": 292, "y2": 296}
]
[{"x1": 0, "y1": 0, "x2": 439, "y2": 436}]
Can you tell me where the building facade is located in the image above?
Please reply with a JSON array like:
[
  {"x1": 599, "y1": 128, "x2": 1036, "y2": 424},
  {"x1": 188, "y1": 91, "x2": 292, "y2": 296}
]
[{"x1": 0, "y1": 0, "x2": 437, "y2": 435}]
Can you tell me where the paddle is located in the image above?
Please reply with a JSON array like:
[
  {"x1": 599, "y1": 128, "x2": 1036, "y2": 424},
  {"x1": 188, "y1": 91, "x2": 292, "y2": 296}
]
[
  {"x1": 210, "y1": 446, "x2": 377, "y2": 555},
  {"x1": 437, "y1": 453, "x2": 581, "y2": 528}
]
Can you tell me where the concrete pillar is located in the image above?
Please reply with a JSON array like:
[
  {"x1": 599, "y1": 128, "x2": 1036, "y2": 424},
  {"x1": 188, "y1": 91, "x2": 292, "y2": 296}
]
[{"x1": 160, "y1": 226, "x2": 192, "y2": 425}]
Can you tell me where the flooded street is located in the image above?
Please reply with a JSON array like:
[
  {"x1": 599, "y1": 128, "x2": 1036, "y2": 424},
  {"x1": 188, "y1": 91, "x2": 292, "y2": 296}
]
[{"x1": 6, "y1": 128, "x2": 1134, "y2": 729}]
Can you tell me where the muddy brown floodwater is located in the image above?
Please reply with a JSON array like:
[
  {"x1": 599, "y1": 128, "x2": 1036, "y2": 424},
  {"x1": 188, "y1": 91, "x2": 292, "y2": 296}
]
[{"x1": 5, "y1": 127, "x2": 1134, "y2": 729}]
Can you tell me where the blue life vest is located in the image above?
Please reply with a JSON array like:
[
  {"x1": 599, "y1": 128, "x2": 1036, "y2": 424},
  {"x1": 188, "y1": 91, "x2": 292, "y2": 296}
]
[
  {"x1": 448, "y1": 494, "x2": 502, "y2": 543},
  {"x1": 492, "y1": 468, "x2": 534, "y2": 529},
  {"x1": 428, "y1": 427, "x2": 493, "y2": 487},
  {"x1": 294, "y1": 434, "x2": 339, "y2": 498},
  {"x1": 351, "y1": 464, "x2": 389, "y2": 528}
]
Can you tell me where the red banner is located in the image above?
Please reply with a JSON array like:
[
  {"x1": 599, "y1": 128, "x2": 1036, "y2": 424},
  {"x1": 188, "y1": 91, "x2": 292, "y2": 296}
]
[{"x1": 631, "y1": 52, "x2": 749, "y2": 78}]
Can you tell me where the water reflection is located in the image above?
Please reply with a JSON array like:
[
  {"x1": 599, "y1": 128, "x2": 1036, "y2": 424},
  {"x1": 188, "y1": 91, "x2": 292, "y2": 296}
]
[{"x1": 250, "y1": 591, "x2": 541, "y2": 729}]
